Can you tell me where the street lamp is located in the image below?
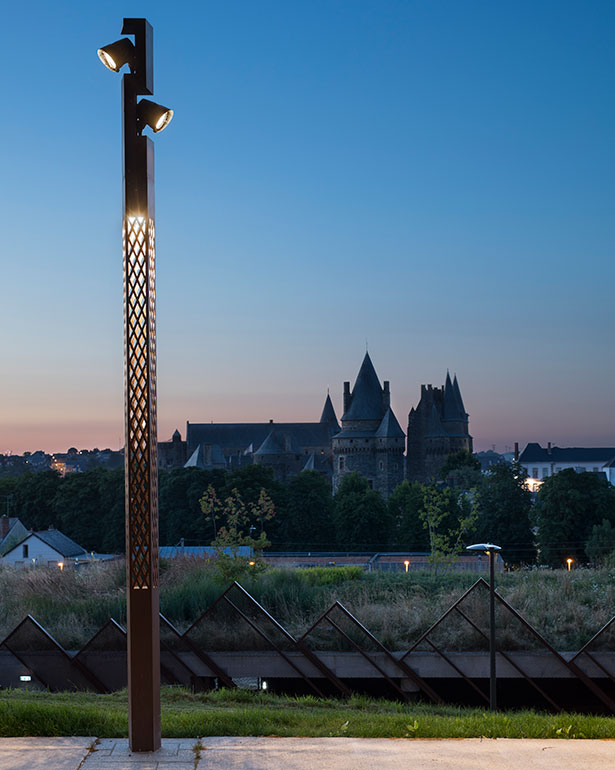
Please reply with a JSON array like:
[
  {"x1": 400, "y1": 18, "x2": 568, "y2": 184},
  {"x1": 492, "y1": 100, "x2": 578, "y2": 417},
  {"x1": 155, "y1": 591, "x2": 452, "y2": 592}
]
[
  {"x1": 404, "y1": 559, "x2": 410, "y2": 573},
  {"x1": 566, "y1": 557, "x2": 573, "y2": 572},
  {"x1": 98, "y1": 18, "x2": 173, "y2": 753},
  {"x1": 467, "y1": 542, "x2": 501, "y2": 711}
]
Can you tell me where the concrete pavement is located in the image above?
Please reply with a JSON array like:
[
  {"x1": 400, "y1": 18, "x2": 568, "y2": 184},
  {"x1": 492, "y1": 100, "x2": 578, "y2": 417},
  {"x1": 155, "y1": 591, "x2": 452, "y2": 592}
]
[{"x1": 0, "y1": 737, "x2": 613, "y2": 769}]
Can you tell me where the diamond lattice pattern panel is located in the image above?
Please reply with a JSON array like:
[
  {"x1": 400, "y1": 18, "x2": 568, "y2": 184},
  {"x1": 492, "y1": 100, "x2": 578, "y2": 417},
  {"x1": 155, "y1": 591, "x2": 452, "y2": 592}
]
[{"x1": 124, "y1": 216, "x2": 159, "y2": 590}]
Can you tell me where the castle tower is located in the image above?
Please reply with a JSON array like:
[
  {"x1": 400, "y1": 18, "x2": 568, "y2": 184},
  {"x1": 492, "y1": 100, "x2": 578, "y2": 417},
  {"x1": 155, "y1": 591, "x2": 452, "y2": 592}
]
[
  {"x1": 332, "y1": 353, "x2": 405, "y2": 497},
  {"x1": 406, "y1": 373, "x2": 472, "y2": 481}
]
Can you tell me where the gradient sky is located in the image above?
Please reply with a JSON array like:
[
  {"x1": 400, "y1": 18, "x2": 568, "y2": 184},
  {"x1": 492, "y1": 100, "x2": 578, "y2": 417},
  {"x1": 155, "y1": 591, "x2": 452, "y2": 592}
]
[{"x1": 1, "y1": 0, "x2": 613, "y2": 455}]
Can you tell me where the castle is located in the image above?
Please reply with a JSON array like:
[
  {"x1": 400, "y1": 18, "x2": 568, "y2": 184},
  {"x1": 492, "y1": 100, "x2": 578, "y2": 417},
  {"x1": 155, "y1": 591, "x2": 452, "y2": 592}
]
[
  {"x1": 158, "y1": 352, "x2": 472, "y2": 495},
  {"x1": 406, "y1": 372, "x2": 473, "y2": 481}
]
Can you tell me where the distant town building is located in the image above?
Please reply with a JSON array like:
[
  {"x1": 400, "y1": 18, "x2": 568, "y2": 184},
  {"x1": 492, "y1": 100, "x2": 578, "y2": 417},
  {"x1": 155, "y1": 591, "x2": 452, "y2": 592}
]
[
  {"x1": 519, "y1": 443, "x2": 615, "y2": 485},
  {"x1": 406, "y1": 373, "x2": 473, "y2": 481},
  {"x1": 475, "y1": 450, "x2": 510, "y2": 472},
  {"x1": 158, "y1": 429, "x2": 188, "y2": 470},
  {"x1": 0, "y1": 517, "x2": 28, "y2": 556},
  {"x1": 2, "y1": 527, "x2": 89, "y2": 568},
  {"x1": 332, "y1": 352, "x2": 405, "y2": 498}
]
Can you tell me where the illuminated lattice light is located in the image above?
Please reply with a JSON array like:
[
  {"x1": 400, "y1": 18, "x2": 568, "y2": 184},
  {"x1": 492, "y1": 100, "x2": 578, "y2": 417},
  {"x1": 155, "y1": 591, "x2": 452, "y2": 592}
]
[{"x1": 124, "y1": 215, "x2": 159, "y2": 590}]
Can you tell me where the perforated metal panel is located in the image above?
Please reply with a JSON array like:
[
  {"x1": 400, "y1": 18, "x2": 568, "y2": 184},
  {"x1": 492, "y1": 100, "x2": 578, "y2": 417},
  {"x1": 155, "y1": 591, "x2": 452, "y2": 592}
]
[{"x1": 124, "y1": 215, "x2": 159, "y2": 591}]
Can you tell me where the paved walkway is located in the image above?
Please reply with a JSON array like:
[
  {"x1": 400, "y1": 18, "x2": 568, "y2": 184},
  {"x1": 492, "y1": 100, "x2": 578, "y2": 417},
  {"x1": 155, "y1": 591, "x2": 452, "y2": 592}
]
[{"x1": 0, "y1": 737, "x2": 614, "y2": 769}]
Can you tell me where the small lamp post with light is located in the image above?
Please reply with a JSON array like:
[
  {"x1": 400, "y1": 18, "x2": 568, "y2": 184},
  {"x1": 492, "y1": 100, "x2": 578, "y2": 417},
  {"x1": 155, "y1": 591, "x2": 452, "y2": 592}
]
[
  {"x1": 466, "y1": 542, "x2": 501, "y2": 711},
  {"x1": 566, "y1": 557, "x2": 573, "y2": 572},
  {"x1": 98, "y1": 18, "x2": 173, "y2": 753}
]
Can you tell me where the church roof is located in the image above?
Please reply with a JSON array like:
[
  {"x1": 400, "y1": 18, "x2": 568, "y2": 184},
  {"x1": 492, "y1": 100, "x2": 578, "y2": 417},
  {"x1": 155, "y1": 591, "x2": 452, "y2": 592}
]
[
  {"x1": 375, "y1": 407, "x2": 405, "y2": 438},
  {"x1": 343, "y1": 352, "x2": 384, "y2": 421},
  {"x1": 319, "y1": 394, "x2": 339, "y2": 429}
]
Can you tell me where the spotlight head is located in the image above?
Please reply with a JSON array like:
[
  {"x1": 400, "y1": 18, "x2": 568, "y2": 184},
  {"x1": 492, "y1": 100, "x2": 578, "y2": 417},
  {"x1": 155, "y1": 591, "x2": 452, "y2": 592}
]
[
  {"x1": 97, "y1": 38, "x2": 136, "y2": 72},
  {"x1": 137, "y1": 99, "x2": 174, "y2": 133}
]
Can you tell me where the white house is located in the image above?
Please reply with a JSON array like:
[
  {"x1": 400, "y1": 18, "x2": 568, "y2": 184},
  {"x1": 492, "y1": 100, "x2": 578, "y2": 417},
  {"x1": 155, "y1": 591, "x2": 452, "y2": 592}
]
[
  {"x1": 2, "y1": 527, "x2": 89, "y2": 568},
  {"x1": 519, "y1": 443, "x2": 615, "y2": 485},
  {"x1": 0, "y1": 517, "x2": 29, "y2": 556}
]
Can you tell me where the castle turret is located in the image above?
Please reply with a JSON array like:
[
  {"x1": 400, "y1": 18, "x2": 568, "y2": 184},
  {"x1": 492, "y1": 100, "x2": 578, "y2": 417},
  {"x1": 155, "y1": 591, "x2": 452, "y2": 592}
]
[
  {"x1": 332, "y1": 353, "x2": 404, "y2": 497},
  {"x1": 406, "y1": 372, "x2": 472, "y2": 481}
]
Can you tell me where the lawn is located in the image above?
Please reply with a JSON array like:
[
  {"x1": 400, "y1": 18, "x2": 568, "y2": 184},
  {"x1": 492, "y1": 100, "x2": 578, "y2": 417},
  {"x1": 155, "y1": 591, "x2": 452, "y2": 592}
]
[{"x1": 0, "y1": 687, "x2": 614, "y2": 739}]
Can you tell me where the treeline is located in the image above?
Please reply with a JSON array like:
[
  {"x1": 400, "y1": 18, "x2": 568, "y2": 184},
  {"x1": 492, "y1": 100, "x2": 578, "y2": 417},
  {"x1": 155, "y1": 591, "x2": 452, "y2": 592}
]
[{"x1": 1, "y1": 454, "x2": 615, "y2": 566}]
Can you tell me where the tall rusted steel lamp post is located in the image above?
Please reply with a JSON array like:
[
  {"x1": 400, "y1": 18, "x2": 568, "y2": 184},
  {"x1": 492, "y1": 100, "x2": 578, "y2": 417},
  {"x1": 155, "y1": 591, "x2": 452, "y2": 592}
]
[
  {"x1": 98, "y1": 18, "x2": 173, "y2": 752},
  {"x1": 467, "y1": 542, "x2": 501, "y2": 711}
]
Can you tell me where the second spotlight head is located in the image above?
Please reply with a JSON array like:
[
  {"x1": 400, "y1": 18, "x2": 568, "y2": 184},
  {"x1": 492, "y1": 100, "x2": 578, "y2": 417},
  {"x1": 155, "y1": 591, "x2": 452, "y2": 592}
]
[{"x1": 137, "y1": 99, "x2": 174, "y2": 133}]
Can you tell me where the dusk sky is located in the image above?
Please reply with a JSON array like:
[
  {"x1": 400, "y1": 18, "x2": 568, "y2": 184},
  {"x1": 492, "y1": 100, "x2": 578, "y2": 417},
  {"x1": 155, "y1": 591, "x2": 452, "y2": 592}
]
[{"x1": 1, "y1": 0, "x2": 613, "y2": 455}]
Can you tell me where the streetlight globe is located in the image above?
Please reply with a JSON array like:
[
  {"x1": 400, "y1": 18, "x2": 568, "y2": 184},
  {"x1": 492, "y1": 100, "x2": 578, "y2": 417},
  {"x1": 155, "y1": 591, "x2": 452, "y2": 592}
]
[{"x1": 466, "y1": 543, "x2": 501, "y2": 553}]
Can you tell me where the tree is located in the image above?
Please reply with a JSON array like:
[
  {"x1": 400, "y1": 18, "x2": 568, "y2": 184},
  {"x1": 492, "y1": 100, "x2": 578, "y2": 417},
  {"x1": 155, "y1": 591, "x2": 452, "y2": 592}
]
[
  {"x1": 474, "y1": 462, "x2": 535, "y2": 565},
  {"x1": 279, "y1": 471, "x2": 335, "y2": 550},
  {"x1": 333, "y1": 473, "x2": 392, "y2": 550},
  {"x1": 439, "y1": 450, "x2": 481, "y2": 481},
  {"x1": 51, "y1": 468, "x2": 124, "y2": 552},
  {"x1": 585, "y1": 519, "x2": 615, "y2": 566},
  {"x1": 534, "y1": 469, "x2": 615, "y2": 567},
  {"x1": 158, "y1": 467, "x2": 226, "y2": 546},
  {"x1": 12, "y1": 471, "x2": 61, "y2": 531},
  {"x1": 388, "y1": 480, "x2": 429, "y2": 550},
  {"x1": 420, "y1": 484, "x2": 478, "y2": 571},
  {"x1": 222, "y1": 464, "x2": 287, "y2": 545},
  {"x1": 200, "y1": 484, "x2": 275, "y2": 581}
]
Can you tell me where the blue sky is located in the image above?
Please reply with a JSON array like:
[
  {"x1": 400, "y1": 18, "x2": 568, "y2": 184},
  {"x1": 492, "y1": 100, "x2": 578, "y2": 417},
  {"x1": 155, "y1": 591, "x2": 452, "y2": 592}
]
[{"x1": 1, "y1": 0, "x2": 613, "y2": 454}]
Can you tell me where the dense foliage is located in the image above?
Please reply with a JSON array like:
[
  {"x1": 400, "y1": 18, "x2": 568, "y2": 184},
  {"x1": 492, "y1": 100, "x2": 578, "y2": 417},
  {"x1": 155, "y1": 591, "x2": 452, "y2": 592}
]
[
  {"x1": 1, "y1": 461, "x2": 614, "y2": 566},
  {"x1": 533, "y1": 469, "x2": 615, "y2": 567}
]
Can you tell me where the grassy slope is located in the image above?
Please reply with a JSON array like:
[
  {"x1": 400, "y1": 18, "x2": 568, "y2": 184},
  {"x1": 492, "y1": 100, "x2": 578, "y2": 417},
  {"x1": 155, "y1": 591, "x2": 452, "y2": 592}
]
[
  {"x1": 0, "y1": 688, "x2": 614, "y2": 739},
  {"x1": 1, "y1": 562, "x2": 615, "y2": 652}
]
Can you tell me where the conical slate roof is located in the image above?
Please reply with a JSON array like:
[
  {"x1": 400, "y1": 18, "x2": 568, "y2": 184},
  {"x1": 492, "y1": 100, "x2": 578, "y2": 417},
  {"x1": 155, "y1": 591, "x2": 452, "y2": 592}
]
[
  {"x1": 453, "y1": 375, "x2": 467, "y2": 418},
  {"x1": 184, "y1": 444, "x2": 225, "y2": 468},
  {"x1": 442, "y1": 371, "x2": 465, "y2": 422},
  {"x1": 254, "y1": 430, "x2": 286, "y2": 455},
  {"x1": 255, "y1": 429, "x2": 300, "y2": 456},
  {"x1": 343, "y1": 352, "x2": 384, "y2": 421},
  {"x1": 184, "y1": 445, "x2": 205, "y2": 468},
  {"x1": 375, "y1": 407, "x2": 405, "y2": 438},
  {"x1": 302, "y1": 453, "x2": 316, "y2": 471},
  {"x1": 319, "y1": 393, "x2": 339, "y2": 429}
]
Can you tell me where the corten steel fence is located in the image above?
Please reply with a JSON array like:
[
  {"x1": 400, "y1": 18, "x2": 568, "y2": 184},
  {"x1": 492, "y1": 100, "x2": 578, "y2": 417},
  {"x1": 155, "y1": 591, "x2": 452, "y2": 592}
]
[{"x1": 1, "y1": 578, "x2": 615, "y2": 713}]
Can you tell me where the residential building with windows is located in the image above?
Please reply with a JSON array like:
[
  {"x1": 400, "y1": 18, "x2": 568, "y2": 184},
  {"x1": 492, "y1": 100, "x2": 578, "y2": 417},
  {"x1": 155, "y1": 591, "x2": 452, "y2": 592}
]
[{"x1": 518, "y1": 443, "x2": 615, "y2": 485}]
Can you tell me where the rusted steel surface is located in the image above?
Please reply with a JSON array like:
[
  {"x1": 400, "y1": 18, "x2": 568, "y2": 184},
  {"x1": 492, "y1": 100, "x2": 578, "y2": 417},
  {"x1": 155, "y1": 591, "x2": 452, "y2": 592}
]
[{"x1": 1, "y1": 580, "x2": 614, "y2": 713}]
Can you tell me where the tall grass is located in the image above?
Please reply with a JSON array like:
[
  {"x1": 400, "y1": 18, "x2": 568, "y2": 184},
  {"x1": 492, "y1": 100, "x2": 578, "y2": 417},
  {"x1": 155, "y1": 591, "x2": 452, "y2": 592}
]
[{"x1": 1, "y1": 560, "x2": 614, "y2": 652}]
